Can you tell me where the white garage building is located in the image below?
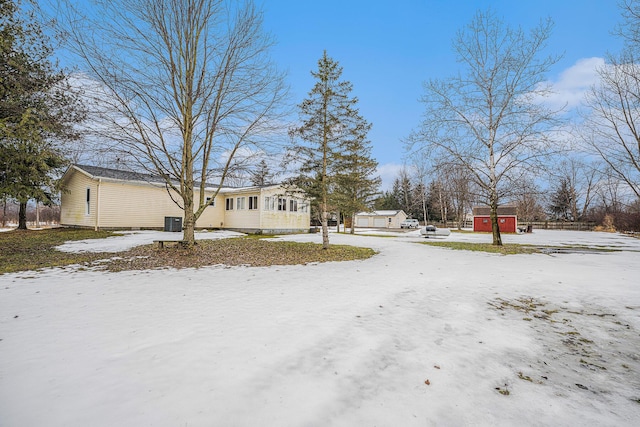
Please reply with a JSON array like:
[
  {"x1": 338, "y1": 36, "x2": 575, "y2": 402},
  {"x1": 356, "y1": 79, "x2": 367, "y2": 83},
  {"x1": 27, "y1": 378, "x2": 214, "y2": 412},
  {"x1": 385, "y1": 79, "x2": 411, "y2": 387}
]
[{"x1": 354, "y1": 210, "x2": 408, "y2": 229}]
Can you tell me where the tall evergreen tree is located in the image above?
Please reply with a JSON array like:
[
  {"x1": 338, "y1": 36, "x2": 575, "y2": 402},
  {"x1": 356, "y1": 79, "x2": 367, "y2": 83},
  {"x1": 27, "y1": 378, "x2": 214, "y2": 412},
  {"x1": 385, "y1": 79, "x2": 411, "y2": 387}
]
[
  {"x1": 0, "y1": 0, "x2": 83, "y2": 229},
  {"x1": 392, "y1": 170, "x2": 416, "y2": 217},
  {"x1": 287, "y1": 51, "x2": 362, "y2": 248},
  {"x1": 374, "y1": 190, "x2": 400, "y2": 211},
  {"x1": 333, "y1": 111, "x2": 380, "y2": 233},
  {"x1": 549, "y1": 177, "x2": 575, "y2": 220}
]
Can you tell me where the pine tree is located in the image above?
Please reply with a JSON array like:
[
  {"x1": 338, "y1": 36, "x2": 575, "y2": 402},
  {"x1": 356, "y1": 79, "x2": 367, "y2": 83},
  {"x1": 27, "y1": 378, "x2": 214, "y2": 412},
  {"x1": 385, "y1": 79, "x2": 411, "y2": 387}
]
[
  {"x1": 392, "y1": 170, "x2": 415, "y2": 216},
  {"x1": 0, "y1": 0, "x2": 83, "y2": 229},
  {"x1": 374, "y1": 190, "x2": 400, "y2": 210},
  {"x1": 333, "y1": 117, "x2": 380, "y2": 233},
  {"x1": 250, "y1": 159, "x2": 273, "y2": 186},
  {"x1": 287, "y1": 51, "x2": 363, "y2": 248},
  {"x1": 549, "y1": 177, "x2": 575, "y2": 220}
]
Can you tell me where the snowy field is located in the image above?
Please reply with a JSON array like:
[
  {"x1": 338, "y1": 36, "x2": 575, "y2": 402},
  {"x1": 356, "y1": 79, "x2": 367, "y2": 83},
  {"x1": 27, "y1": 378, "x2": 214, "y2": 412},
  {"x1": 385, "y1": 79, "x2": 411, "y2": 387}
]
[{"x1": 1, "y1": 229, "x2": 639, "y2": 426}]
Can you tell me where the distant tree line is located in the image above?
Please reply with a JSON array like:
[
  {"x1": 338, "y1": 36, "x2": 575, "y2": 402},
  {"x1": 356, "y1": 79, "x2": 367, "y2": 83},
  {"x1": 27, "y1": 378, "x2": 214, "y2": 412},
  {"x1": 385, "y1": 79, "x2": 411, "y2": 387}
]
[
  {"x1": 1, "y1": 200, "x2": 60, "y2": 227},
  {"x1": 375, "y1": 155, "x2": 640, "y2": 232}
]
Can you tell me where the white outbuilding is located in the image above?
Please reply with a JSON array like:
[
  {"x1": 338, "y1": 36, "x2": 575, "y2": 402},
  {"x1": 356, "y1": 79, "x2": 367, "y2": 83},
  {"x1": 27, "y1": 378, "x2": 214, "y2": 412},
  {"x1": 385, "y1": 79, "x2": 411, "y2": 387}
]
[{"x1": 354, "y1": 210, "x2": 408, "y2": 229}]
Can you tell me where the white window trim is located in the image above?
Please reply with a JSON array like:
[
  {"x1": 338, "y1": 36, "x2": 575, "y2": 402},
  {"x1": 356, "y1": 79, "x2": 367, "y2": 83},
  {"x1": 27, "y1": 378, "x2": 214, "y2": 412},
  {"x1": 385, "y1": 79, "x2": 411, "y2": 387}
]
[
  {"x1": 249, "y1": 195, "x2": 258, "y2": 210},
  {"x1": 237, "y1": 196, "x2": 246, "y2": 210}
]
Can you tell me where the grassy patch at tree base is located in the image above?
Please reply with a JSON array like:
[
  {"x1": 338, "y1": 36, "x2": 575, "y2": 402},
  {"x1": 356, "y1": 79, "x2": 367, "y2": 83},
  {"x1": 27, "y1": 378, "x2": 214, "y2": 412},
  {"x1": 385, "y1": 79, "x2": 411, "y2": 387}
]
[
  {"x1": 0, "y1": 228, "x2": 118, "y2": 274},
  {"x1": 0, "y1": 229, "x2": 376, "y2": 274},
  {"x1": 105, "y1": 238, "x2": 376, "y2": 271},
  {"x1": 419, "y1": 241, "x2": 540, "y2": 255}
]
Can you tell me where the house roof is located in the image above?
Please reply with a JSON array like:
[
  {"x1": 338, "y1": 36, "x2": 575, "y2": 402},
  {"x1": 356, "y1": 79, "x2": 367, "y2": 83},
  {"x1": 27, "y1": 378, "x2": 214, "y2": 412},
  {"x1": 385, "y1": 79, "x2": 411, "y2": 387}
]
[
  {"x1": 72, "y1": 164, "x2": 164, "y2": 183},
  {"x1": 68, "y1": 164, "x2": 224, "y2": 189},
  {"x1": 66, "y1": 164, "x2": 288, "y2": 194}
]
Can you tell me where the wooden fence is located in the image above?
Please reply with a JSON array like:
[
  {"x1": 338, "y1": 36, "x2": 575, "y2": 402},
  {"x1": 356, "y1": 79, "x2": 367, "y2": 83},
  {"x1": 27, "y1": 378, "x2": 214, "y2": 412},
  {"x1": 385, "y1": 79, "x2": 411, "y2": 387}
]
[
  {"x1": 431, "y1": 220, "x2": 596, "y2": 231},
  {"x1": 523, "y1": 221, "x2": 596, "y2": 231}
]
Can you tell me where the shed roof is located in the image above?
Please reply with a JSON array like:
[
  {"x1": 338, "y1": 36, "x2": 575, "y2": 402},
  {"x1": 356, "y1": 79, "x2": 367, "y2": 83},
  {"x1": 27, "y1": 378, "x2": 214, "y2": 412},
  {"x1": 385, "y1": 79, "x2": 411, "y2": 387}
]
[
  {"x1": 472, "y1": 205, "x2": 517, "y2": 216},
  {"x1": 356, "y1": 210, "x2": 405, "y2": 217}
]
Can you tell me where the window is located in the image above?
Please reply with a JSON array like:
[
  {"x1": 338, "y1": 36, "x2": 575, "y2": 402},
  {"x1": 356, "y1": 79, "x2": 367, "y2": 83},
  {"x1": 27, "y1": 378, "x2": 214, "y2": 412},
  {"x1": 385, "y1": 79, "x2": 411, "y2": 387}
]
[
  {"x1": 237, "y1": 197, "x2": 245, "y2": 210},
  {"x1": 85, "y1": 188, "x2": 91, "y2": 215},
  {"x1": 225, "y1": 198, "x2": 234, "y2": 210},
  {"x1": 300, "y1": 203, "x2": 308, "y2": 213},
  {"x1": 249, "y1": 196, "x2": 258, "y2": 210},
  {"x1": 278, "y1": 198, "x2": 287, "y2": 211},
  {"x1": 289, "y1": 199, "x2": 298, "y2": 212},
  {"x1": 206, "y1": 197, "x2": 215, "y2": 207}
]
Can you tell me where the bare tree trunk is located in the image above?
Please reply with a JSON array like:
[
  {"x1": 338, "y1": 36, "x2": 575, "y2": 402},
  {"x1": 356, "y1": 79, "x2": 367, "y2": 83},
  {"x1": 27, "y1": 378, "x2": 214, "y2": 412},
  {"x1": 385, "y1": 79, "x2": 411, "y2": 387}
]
[
  {"x1": 18, "y1": 201, "x2": 27, "y2": 230},
  {"x1": 321, "y1": 205, "x2": 329, "y2": 249},
  {"x1": 350, "y1": 212, "x2": 355, "y2": 234},
  {"x1": 490, "y1": 191, "x2": 502, "y2": 246},
  {"x1": 35, "y1": 201, "x2": 40, "y2": 228},
  {"x1": 438, "y1": 186, "x2": 447, "y2": 227},
  {"x1": 2, "y1": 197, "x2": 6, "y2": 228},
  {"x1": 182, "y1": 140, "x2": 196, "y2": 246},
  {"x1": 422, "y1": 197, "x2": 428, "y2": 225}
]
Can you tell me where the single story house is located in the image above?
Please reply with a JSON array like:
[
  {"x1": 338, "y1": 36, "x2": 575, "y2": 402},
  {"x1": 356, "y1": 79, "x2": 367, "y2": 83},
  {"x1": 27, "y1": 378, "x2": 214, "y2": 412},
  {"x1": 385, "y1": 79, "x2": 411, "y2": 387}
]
[
  {"x1": 472, "y1": 205, "x2": 517, "y2": 233},
  {"x1": 354, "y1": 210, "x2": 407, "y2": 228},
  {"x1": 60, "y1": 164, "x2": 310, "y2": 233}
]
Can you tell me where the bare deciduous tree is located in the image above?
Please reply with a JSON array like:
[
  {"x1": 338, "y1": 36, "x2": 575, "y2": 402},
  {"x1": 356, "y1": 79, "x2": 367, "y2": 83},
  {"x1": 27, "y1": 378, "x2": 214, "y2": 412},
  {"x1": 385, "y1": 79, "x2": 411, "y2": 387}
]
[
  {"x1": 410, "y1": 152, "x2": 431, "y2": 224},
  {"x1": 615, "y1": 0, "x2": 640, "y2": 53},
  {"x1": 57, "y1": 0, "x2": 287, "y2": 245},
  {"x1": 439, "y1": 164, "x2": 473, "y2": 229},
  {"x1": 582, "y1": 54, "x2": 640, "y2": 201},
  {"x1": 512, "y1": 176, "x2": 546, "y2": 222},
  {"x1": 407, "y1": 10, "x2": 562, "y2": 245}
]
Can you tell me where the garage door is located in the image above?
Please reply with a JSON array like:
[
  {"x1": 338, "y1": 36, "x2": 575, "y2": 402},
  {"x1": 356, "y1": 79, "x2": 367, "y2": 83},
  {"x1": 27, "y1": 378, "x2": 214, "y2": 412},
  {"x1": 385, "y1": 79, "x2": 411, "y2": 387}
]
[
  {"x1": 356, "y1": 217, "x2": 369, "y2": 227},
  {"x1": 373, "y1": 218, "x2": 387, "y2": 228}
]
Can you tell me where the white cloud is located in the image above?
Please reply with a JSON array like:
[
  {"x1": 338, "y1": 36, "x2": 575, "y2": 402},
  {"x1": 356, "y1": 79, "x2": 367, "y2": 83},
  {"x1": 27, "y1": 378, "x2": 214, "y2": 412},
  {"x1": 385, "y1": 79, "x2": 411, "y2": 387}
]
[
  {"x1": 377, "y1": 162, "x2": 405, "y2": 191},
  {"x1": 541, "y1": 57, "x2": 605, "y2": 111}
]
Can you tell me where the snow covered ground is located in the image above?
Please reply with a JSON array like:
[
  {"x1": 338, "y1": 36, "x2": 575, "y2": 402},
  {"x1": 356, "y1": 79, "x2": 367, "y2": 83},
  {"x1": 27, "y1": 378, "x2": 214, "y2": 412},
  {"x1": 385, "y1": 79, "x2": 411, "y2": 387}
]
[{"x1": 1, "y1": 229, "x2": 639, "y2": 426}]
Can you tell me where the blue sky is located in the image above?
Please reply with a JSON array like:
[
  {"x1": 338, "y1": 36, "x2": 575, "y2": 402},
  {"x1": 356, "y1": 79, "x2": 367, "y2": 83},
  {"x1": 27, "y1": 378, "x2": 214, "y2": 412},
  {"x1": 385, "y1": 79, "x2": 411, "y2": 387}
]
[{"x1": 258, "y1": 0, "x2": 624, "y2": 187}]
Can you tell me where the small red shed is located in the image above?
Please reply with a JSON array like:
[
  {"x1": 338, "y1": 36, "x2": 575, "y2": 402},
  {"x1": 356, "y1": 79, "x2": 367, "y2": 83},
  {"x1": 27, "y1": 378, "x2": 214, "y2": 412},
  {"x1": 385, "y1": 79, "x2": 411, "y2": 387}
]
[{"x1": 472, "y1": 205, "x2": 518, "y2": 233}]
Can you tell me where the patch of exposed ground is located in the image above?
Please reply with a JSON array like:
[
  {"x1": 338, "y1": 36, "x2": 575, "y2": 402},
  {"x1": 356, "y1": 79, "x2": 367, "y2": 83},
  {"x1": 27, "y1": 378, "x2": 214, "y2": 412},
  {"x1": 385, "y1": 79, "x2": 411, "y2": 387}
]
[
  {"x1": 100, "y1": 238, "x2": 376, "y2": 271},
  {"x1": 488, "y1": 296, "x2": 640, "y2": 404}
]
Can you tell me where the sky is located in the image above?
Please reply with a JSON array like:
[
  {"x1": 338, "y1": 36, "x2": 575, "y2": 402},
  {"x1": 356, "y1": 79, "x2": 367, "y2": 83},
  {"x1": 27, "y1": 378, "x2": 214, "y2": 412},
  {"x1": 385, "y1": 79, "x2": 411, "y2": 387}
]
[
  {"x1": 43, "y1": 0, "x2": 626, "y2": 189},
  {"x1": 257, "y1": 0, "x2": 625, "y2": 188}
]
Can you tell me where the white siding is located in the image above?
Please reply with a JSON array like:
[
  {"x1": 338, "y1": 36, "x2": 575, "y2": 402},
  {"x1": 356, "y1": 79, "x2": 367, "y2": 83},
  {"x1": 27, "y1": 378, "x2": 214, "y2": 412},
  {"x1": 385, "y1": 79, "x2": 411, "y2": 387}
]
[
  {"x1": 258, "y1": 187, "x2": 310, "y2": 232},
  {"x1": 60, "y1": 171, "x2": 97, "y2": 228},
  {"x1": 60, "y1": 168, "x2": 224, "y2": 229},
  {"x1": 61, "y1": 167, "x2": 309, "y2": 232},
  {"x1": 222, "y1": 192, "x2": 261, "y2": 229}
]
